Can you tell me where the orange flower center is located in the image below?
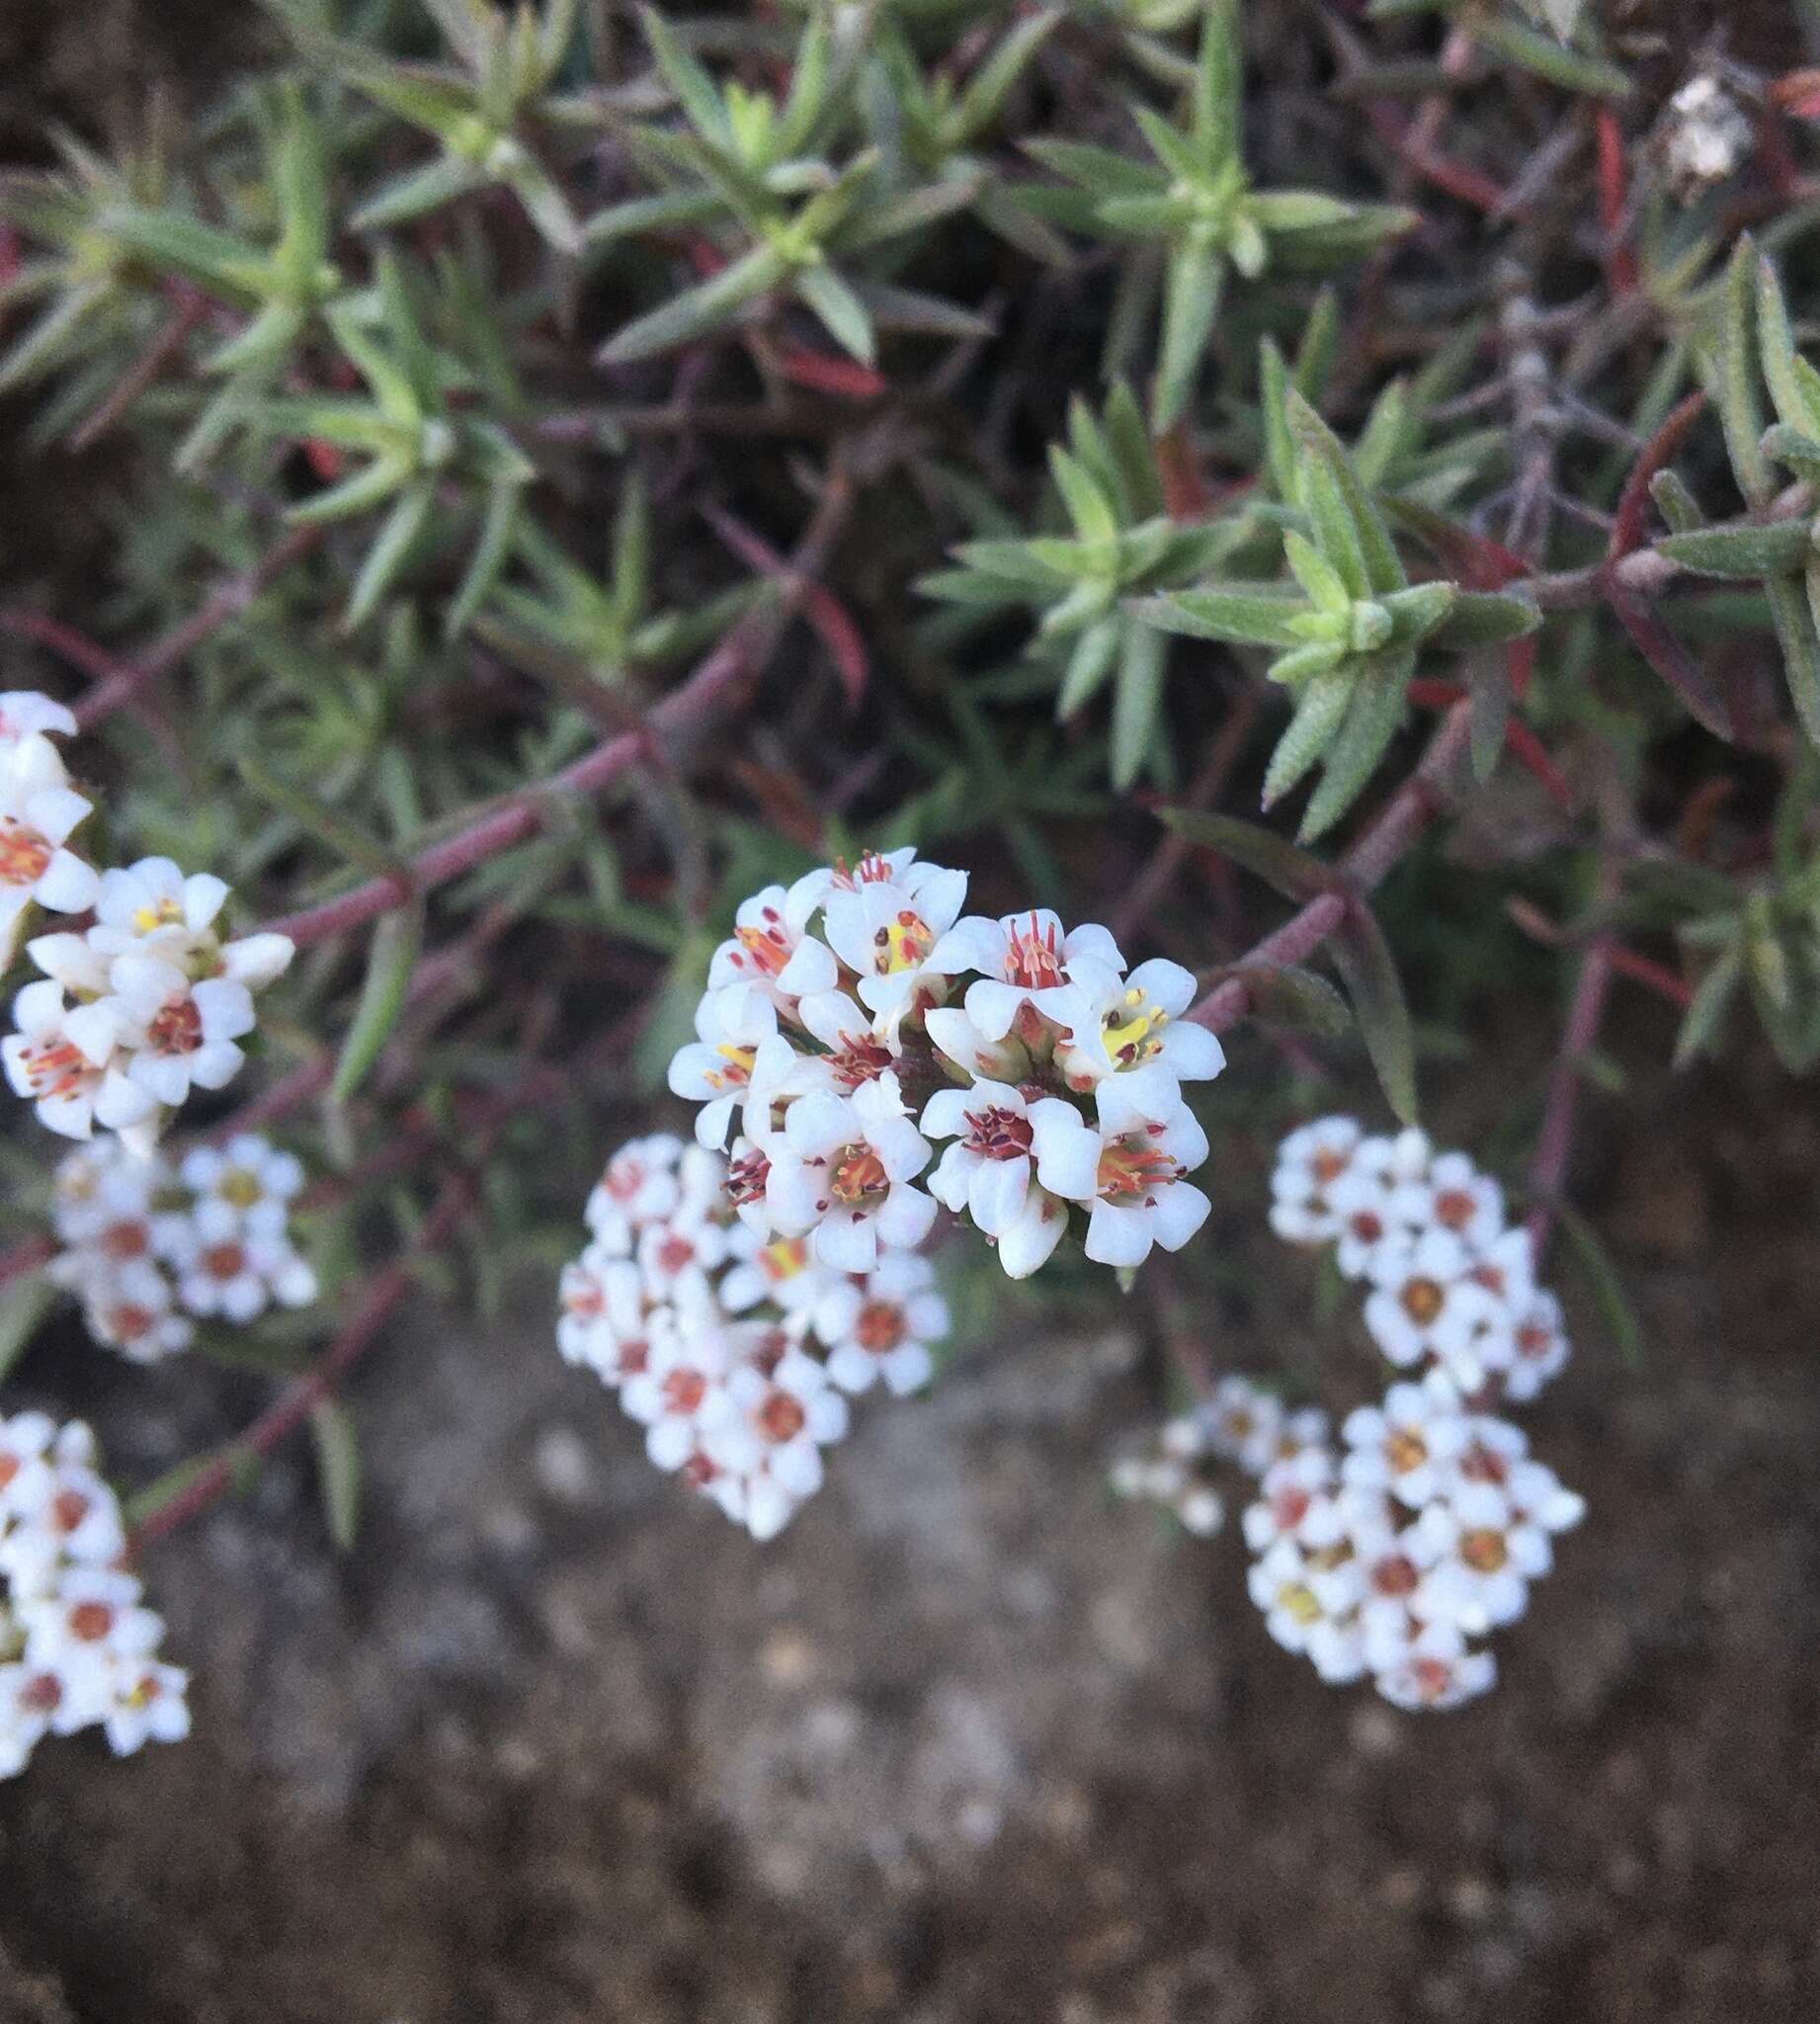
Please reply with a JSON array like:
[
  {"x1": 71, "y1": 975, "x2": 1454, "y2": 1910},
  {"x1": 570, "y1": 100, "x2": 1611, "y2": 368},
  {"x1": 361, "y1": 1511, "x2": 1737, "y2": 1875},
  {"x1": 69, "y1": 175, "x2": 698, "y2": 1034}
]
[
  {"x1": 147, "y1": 995, "x2": 203, "y2": 1055},
  {"x1": 1459, "y1": 1527, "x2": 1510, "y2": 1573},
  {"x1": 830, "y1": 1143, "x2": 888, "y2": 1207},
  {"x1": 734, "y1": 908, "x2": 791, "y2": 976},
  {"x1": 855, "y1": 1300, "x2": 905, "y2": 1353},
  {"x1": 0, "y1": 818, "x2": 52, "y2": 888},
  {"x1": 1002, "y1": 913, "x2": 1065, "y2": 990},
  {"x1": 68, "y1": 1601, "x2": 115, "y2": 1642},
  {"x1": 101, "y1": 1220, "x2": 149, "y2": 1262},
  {"x1": 1384, "y1": 1428, "x2": 1429, "y2": 1476},
  {"x1": 1097, "y1": 1129, "x2": 1180, "y2": 1204},
  {"x1": 757, "y1": 1391, "x2": 806, "y2": 1444},
  {"x1": 20, "y1": 1038, "x2": 92, "y2": 1101},
  {"x1": 203, "y1": 1241, "x2": 247, "y2": 1282},
  {"x1": 1400, "y1": 1277, "x2": 1445, "y2": 1326}
]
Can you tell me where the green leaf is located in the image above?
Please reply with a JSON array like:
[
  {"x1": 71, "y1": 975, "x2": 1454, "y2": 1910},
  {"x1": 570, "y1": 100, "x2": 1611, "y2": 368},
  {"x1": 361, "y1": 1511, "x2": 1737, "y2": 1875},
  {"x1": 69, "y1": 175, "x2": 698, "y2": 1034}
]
[
  {"x1": 1140, "y1": 583, "x2": 1312, "y2": 647},
  {"x1": 1157, "y1": 808, "x2": 1334, "y2": 903},
  {"x1": 1552, "y1": 1201, "x2": 1643, "y2": 1367},
  {"x1": 1717, "y1": 236, "x2": 1773, "y2": 508},
  {"x1": 1193, "y1": 0, "x2": 1243, "y2": 166},
  {"x1": 1152, "y1": 241, "x2": 1222, "y2": 430},
  {"x1": 640, "y1": 7, "x2": 733, "y2": 148},
  {"x1": 1778, "y1": 567, "x2": 1820, "y2": 745},
  {"x1": 1755, "y1": 251, "x2": 1820, "y2": 438},
  {"x1": 1298, "y1": 653, "x2": 1413, "y2": 841},
  {"x1": 332, "y1": 902, "x2": 423, "y2": 1105},
  {"x1": 598, "y1": 243, "x2": 786, "y2": 364},
  {"x1": 1049, "y1": 446, "x2": 1118, "y2": 544},
  {"x1": 1647, "y1": 468, "x2": 1705, "y2": 535},
  {"x1": 347, "y1": 480, "x2": 436, "y2": 631},
  {"x1": 308, "y1": 1398, "x2": 363, "y2": 1552},
  {"x1": 1658, "y1": 518, "x2": 1813, "y2": 579},
  {"x1": 1056, "y1": 615, "x2": 1121, "y2": 716},
  {"x1": 797, "y1": 263, "x2": 874, "y2": 366},
  {"x1": 0, "y1": 1272, "x2": 53, "y2": 1386},
  {"x1": 1216, "y1": 963, "x2": 1351, "y2": 1037},
  {"x1": 238, "y1": 754, "x2": 411, "y2": 881},
  {"x1": 1287, "y1": 390, "x2": 1405, "y2": 592},
  {"x1": 446, "y1": 478, "x2": 522, "y2": 640},
  {"x1": 1430, "y1": 588, "x2": 1542, "y2": 646},
  {"x1": 1469, "y1": 14, "x2": 1631, "y2": 95},
  {"x1": 352, "y1": 154, "x2": 486, "y2": 233},
  {"x1": 1110, "y1": 617, "x2": 1166, "y2": 790},
  {"x1": 1264, "y1": 668, "x2": 1353, "y2": 806},
  {"x1": 1328, "y1": 900, "x2": 1420, "y2": 1126}
]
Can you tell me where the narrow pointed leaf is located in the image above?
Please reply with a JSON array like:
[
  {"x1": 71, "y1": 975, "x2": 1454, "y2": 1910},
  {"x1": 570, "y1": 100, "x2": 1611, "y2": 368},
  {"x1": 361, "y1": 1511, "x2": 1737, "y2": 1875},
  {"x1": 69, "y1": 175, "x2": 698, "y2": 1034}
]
[
  {"x1": 1328, "y1": 900, "x2": 1420, "y2": 1125},
  {"x1": 332, "y1": 902, "x2": 423, "y2": 1105}
]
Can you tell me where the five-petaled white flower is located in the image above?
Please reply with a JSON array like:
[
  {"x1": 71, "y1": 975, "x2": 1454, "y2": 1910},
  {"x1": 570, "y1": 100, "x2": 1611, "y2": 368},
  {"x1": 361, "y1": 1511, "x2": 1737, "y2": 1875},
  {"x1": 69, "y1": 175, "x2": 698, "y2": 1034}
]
[
  {"x1": 820, "y1": 859, "x2": 967, "y2": 1036},
  {"x1": 0, "y1": 733, "x2": 100, "y2": 965},
  {"x1": 814, "y1": 1249, "x2": 948, "y2": 1396},
  {"x1": 1035, "y1": 956, "x2": 1225, "y2": 1102},
  {"x1": 706, "y1": 877, "x2": 837, "y2": 1008},
  {"x1": 3, "y1": 980, "x2": 151, "y2": 1141},
  {"x1": 766, "y1": 1070, "x2": 935, "y2": 1273},
  {"x1": 1031, "y1": 1076, "x2": 1210, "y2": 1269},
  {"x1": 921, "y1": 1075, "x2": 1093, "y2": 1277},
  {"x1": 925, "y1": 908, "x2": 1123, "y2": 1043},
  {"x1": 666, "y1": 987, "x2": 779, "y2": 1149}
]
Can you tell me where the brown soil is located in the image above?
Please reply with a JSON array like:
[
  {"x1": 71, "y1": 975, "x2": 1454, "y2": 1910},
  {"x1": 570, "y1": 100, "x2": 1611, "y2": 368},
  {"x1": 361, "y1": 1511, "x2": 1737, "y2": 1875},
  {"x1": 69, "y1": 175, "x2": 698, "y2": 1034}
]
[{"x1": 0, "y1": 1028, "x2": 1816, "y2": 2024}]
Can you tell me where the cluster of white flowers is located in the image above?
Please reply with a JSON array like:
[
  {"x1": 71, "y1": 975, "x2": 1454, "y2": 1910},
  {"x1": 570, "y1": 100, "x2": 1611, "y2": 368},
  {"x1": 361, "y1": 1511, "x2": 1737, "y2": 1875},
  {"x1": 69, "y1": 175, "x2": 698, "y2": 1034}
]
[
  {"x1": 0, "y1": 1409, "x2": 189, "y2": 1776},
  {"x1": 1271, "y1": 1116, "x2": 1570, "y2": 1402},
  {"x1": 666, "y1": 849, "x2": 1225, "y2": 1281},
  {"x1": 1108, "y1": 1414, "x2": 1229, "y2": 1538},
  {"x1": 1207, "y1": 1119, "x2": 1588, "y2": 1709},
  {"x1": 47, "y1": 1135, "x2": 316, "y2": 1361},
  {"x1": 0, "y1": 693, "x2": 293, "y2": 1153},
  {"x1": 1239, "y1": 1373, "x2": 1584, "y2": 1711},
  {"x1": 558, "y1": 1131, "x2": 949, "y2": 1540}
]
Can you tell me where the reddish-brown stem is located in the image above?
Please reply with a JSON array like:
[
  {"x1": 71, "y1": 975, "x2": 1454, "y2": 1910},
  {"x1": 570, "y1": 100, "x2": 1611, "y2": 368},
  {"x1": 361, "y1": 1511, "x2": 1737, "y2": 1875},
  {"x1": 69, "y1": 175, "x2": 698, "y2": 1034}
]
[
  {"x1": 259, "y1": 475, "x2": 853, "y2": 951},
  {"x1": 70, "y1": 525, "x2": 327, "y2": 731},
  {"x1": 1524, "y1": 931, "x2": 1617, "y2": 1259},
  {"x1": 1185, "y1": 701, "x2": 1473, "y2": 1033},
  {"x1": 129, "y1": 1167, "x2": 476, "y2": 1552},
  {"x1": 67, "y1": 291, "x2": 210, "y2": 454}
]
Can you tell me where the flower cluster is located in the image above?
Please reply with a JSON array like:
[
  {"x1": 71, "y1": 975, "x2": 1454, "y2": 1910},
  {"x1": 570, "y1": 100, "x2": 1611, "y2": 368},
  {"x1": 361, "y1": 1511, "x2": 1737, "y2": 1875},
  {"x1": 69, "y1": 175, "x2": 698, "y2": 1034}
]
[
  {"x1": 0, "y1": 692, "x2": 293, "y2": 1152},
  {"x1": 1239, "y1": 1373, "x2": 1584, "y2": 1710},
  {"x1": 1203, "y1": 1119, "x2": 1588, "y2": 1709},
  {"x1": 667, "y1": 850, "x2": 1225, "y2": 1281},
  {"x1": 48, "y1": 1135, "x2": 317, "y2": 1361},
  {"x1": 557, "y1": 1131, "x2": 949, "y2": 1540},
  {"x1": 1108, "y1": 1414, "x2": 1229, "y2": 1539},
  {"x1": 0, "y1": 1410, "x2": 189, "y2": 1776},
  {"x1": 1271, "y1": 1117, "x2": 1570, "y2": 1401}
]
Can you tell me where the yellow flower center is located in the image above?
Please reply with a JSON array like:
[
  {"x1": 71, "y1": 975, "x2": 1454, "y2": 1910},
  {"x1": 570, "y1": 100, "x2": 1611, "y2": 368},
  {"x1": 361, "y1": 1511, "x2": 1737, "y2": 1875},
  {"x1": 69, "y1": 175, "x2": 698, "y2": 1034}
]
[
  {"x1": 1100, "y1": 985, "x2": 1168, "y2": 1068},
  {"x1": 706, "y1": 1043, "x2": 756, "y2": 1091},
  {"x1": 762, "y1": 1238, "x2": 807, "y2": 1283}
]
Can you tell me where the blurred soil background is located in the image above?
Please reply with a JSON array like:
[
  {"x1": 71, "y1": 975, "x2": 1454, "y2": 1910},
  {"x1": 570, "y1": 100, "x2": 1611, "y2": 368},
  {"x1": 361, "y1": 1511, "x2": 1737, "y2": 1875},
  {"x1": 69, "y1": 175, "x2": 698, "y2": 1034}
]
[{"x1": 0, "y1": 4, "x2": 1817, "y2": 2021}]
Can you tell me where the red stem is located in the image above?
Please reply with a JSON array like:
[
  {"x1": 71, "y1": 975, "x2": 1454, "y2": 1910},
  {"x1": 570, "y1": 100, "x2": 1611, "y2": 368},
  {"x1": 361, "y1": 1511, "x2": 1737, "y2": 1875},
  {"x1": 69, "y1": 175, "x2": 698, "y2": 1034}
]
[
  {"x1": 129, "y1": 1168, "x2": 475, "y2": 1552},
  {"x1": 1524, "y1": 930, "x2": 1616, "y2": 1258}
]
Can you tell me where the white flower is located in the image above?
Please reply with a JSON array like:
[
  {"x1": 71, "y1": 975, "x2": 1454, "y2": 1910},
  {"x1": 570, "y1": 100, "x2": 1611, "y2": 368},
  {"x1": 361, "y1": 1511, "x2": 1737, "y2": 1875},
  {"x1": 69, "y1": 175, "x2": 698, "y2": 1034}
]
[
  {"x1": 634, "y1": 1190, "x2": 729, "y2": 1307},
  {"x1": 1373, "y1": 1622, "x2": 1496, "y2": 1712},
  {"x1": 921, "y1": 1075, "x2": 1094, "y2": 1277},
  {"x1": 719, "y1": 1222, "x2": 835, "y2": 1319},
  {"x1": 217, "y1": 931, "x2": 294, "y2": 989},
  {"x1": 180, "y1": 1134, "x2": 305, "y2": 1240},
  {"x1": 1415, "y1": 1480, "x2": 1552, "y2": 1635},
  {"x1": 723, "y1": 1135, "x2": 775, "y2": 1234},
  {"x1": 584, "y1": 1133, "x2": 687, "y2": 1253},
  {"x1": 666, "y1": 986, "x2": 779, "y2": 1149},
  {"x1": 1341, "y1": 1379, "x2": 1468, "y2": 1511},
  {"x1": 1388, "y1": 1149, "x2": 1505, "y2": 1253},
  {"x1": 1247, "y1": 1536, "x2": 1350, "y2": 1658},
  {"x1": 0, "y1": 1453, "x2": 124, "y2": 1596},
  {"x1": 87, "y1": 858, "x2": 229, "y2": 963},
  {"x1": 18, "y1": 1566, "x2": 163, "y2": 1672},
  {"x1": 765, "y1": 1070, "x2": 935, "y2": 1273},
  {"x1": 99, "y1": 1658, "x2": 191, "y2": 1756},
  {"x1": 1201, "y1": 1375, "x2": 1286, "y2": 1476},
  {"x1": 1034, "y1": 1076, "x2": 1209, "y2": 1270},
  {"x1": 702, "y1": 1337, "x2": 850, "y2": 1539},
  {"x1": 814, "y1": 1249, "x2": 948, "y2": 1395},
  {"x1": 1035, "y1": 956, "x2": 1225, "y2": 1101},
  {"x1": 4, "y1": 979, "x2": 151, "y2": 1140},
  {"x1": 0, "y1": 691, "x2": 77, "y2": 746},
  {"x1": 556, "y1": 1244, "x2": 648, "y2": 1379},
  {"x1": 103, "y1": 955, "x2": 255, "y2": 1109},
  {"x1": 0, "y1": 733, "x2": 99, "y2": 964},
  {"x1": 1269, "y1": 1116, "x2": 1365, "y2": 1244},
  {"x1": 820, "y1": 859, "x2": 967, "y2": 1034},
  {"x1": 168, "y1": 1223, "x2": 317, "y2": 1324},
  {"x1": 1241, "y1": 1448, "x2": 1346, "y2": 1555},
  {"x1": 705, "y1": 877, "x2": 837, "y2": 1007},
  {"x1": 82, "y1": 1259, "x2": 195, "y2": 1363},
  {"x1": 1503, "y1": 1287, "x2": 1571, "y2": 1401},
  {"x1": 0, "y1": 1413, "x2": 58, "y2": 1524},
  {"x1": 924, "y1": 908, "x2": 1124, "y2": 1042},
  {"x1": 620, "y1": 1313, "x2": 738, "y2": 1472},
  {"x1": 1363, "y1": 1229, "x2": 1511, "y2": 1387},
  {"x1": 795, "y1": 988, "x2": 897, "y2": 1088},
  {"x1": 923, "y1": 1003, "x2": 1034, "y2": 1087}
]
